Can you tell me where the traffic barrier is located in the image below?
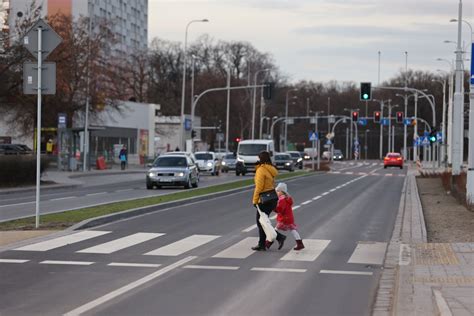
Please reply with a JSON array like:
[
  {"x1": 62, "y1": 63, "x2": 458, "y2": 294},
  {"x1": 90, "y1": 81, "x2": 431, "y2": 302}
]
[{"x1": 96, "y1": 156, "x2": 107, "y2": 170}]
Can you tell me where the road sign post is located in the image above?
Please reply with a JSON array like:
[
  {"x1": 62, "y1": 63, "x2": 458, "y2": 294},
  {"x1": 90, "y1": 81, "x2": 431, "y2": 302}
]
[
  {"x1": 309, "y1": 131, "x2": 318, "y2": 170},
  {"x1": 23, "y1": 19, "x2": 62, "y2": 228}
]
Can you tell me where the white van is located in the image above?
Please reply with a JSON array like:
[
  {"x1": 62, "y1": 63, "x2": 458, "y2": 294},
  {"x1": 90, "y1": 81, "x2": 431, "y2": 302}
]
[{"x1": 235, "y1": 139, "x2": 275, "y2": 176}]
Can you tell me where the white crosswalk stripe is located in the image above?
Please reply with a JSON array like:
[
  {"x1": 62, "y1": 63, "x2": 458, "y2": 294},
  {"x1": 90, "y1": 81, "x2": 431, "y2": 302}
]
[
  {"x1": 280, "y1": 239, "x2": 331, "y2": 262},
  {"x1": 14, "y1": 231, "x2": 111, "y2": 252},
  {"x1": 145, "y1": 234, "x2": 220, "y2": 256},
  {"x1": 348, "y1": 241, "x2": 387, "y2": 265},
  {"x1": 77, "y1": 233, "x2": 164, "y2": 254},
  {"x1": 212, "y1": 237, "x2": 259, "y2": 259}
]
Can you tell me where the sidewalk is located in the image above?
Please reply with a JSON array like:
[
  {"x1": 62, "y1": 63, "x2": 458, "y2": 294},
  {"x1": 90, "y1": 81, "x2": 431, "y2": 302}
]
[
  {"x1": 373, "y1": 165, "x2": 474, "y2": 316},
  {"x1": 0, "y1": 164, "x2": 147, "y2": 195}
]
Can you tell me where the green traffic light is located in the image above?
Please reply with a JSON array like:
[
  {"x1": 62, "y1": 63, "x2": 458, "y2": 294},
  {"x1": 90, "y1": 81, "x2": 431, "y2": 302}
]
[{"x1": 363, "y1": 93, "x2": 369, "y2": 100}]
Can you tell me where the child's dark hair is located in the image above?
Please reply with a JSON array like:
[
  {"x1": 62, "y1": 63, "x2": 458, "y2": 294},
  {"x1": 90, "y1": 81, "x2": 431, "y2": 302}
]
[{"x1": 257, "y1": 151, "x2": 272, "y2": 164}]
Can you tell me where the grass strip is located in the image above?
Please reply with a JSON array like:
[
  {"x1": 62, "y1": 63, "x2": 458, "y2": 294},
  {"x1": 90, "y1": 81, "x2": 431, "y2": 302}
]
[{"x1": 0, "y1": 171, "x2": 309, "y2": 231}]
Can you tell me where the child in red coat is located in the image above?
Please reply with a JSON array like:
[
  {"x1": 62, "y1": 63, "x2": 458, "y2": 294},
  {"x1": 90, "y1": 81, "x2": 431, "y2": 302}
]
[{"x1": 275, "y1": 182, "x2": 305, "y2": 250}]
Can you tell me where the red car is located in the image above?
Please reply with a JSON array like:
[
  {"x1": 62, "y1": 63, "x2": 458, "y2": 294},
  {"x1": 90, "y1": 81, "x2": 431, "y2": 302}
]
[{"x1": 384, "y1": 152, "x2": 403, "y2": 169}]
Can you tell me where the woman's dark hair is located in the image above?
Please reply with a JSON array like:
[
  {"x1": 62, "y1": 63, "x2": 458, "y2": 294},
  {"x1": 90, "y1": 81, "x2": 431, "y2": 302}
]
[{"x1": 257, "y1": 151, "x2": 272, "y2": 164}]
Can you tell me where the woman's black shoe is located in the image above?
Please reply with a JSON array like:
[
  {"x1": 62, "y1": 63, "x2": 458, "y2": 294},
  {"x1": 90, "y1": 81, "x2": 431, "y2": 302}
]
[
  {"x1": 251, "y1": 245, "x2": 266, "y2": 251},
  {"x1": 277, "y1": 235, "x2": 287, "y2": 250}
]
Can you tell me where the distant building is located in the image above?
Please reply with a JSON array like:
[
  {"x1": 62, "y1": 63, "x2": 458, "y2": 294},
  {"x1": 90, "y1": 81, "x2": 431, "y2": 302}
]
[{"x1": 7, "y1": 0, "x2": 148, "y2": 54}]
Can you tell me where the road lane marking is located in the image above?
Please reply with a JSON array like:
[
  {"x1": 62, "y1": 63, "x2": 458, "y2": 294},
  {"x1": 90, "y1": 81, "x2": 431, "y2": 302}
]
[
  {"x1": 386, "y1": 174, "x2": 393, "y2": 177},
  {"x1": 321, "y1": 192, "x2": 329, "y2": 196},
  {"x1": 108, "y1": 262, "x2": 161, "y2": 268},
  {"x1": 312, "y1": 196, "x2": 322, "y2": 200},
  {"x1": 301, "y1": 200, "x2": 312, "y2": 205},
  {"x1": 86, "y1": 192, "x2": 108, "y2": 196},
  {"x1": 64, "y1": 256, "x2": 196, "y2": 316},
  {"x1": 292, "y1": 205, "x2": 301, "y2": 210},
  {"x1": 329, "y1": 188, "x2": 337, "y2": 192},
  {"x1": 40, "y1": 260, "x2": 94, "y2": 266},
  {"x1": 78, "y1": 233, "x2": 164, "y2": 254},
  {"x1": 115, "y1": 189, "x2": 134, "y2": 193},
  {"x1": 280, "y1": 239, "x2": 331, "y2": 262},
  {"x1": 183, "y1": 265, "x2": 239, "y2": 270},
  {"x1": 145, "y1": 234, "x2": 219, "y2": 256},
  {"x1": 242, "y1": 224, "x2": 257, "y2": 232},
  {"x1": 49, "y1": 196, "x2": 76, "y2": 201},
  {"x1": 0, "y1": 259, "x2": 29, "y2": 263},
  {"x1": 212, "y1": 237, "x2": 259, "y2": 259},
  {"x1": 348, "y1": 242, "x2": 387, "y2": 265},
  {"x1": 251, "y1": 267, "x2": 306, "y2": 273},
  {"x1": 320, "y1": 270, "x2": 373, "y2": 276},
  {"x1": 345, "y1": 172, "x2": 354, "y2": 175},
  {"x1": 14, "y1": 230, "x2": 111, "y2": 251},
  {"x1": 0, "y1": 201, "x2": 35, "y2": 208}
]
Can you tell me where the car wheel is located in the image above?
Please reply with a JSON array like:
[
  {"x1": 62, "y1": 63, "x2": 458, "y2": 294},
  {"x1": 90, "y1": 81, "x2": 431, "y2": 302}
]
[
  {"x1": 236, "y1": 171, "x2": 240, "y2": 176},
  {"x1": 242, "y1": 172, "x2": 246, "y2": 176},
  {"x1": 216, "y1": 170, "x2": 220, "y2": 176},
  {"x1": 184, "y1": 177, "x2": 192, "y2": 189},
  {"x1": 384, "y1": 166, "x2": 387, "y2": 169},
  {"x1": 192, "y1": 179, "x2": 198, "y2": 188},
  {"x1": 400, "y1": 166, "x2": 403, "y2": 169},
  {"x1": 156, "y1": 185, "x2": 162, "y2": 189},
  {"x1": 146, "y1": 182, "x2": 154, "y2": 190}
]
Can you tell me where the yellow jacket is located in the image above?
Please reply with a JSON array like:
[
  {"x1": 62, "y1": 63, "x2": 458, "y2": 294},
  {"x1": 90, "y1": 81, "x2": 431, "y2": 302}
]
[{"x1": 252, "y1": 163, "x2": 278, "y2": 204}]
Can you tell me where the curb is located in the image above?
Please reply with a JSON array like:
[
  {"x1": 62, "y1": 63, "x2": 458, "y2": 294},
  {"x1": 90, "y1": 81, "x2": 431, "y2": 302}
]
[
  {"x1": 69, "y1": 172, "x2": 318, "y2": 230},
  {"x1": 68, "y1": 169, "x2": 146, "y2": 178},
  {"x1": 0, "y1": 183, "x2": 80, "y2": 195}
]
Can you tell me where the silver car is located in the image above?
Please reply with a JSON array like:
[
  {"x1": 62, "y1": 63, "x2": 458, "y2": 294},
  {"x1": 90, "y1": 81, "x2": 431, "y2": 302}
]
[{"x1": 146, "y1": 154, "x2": 199, "y2": 189}]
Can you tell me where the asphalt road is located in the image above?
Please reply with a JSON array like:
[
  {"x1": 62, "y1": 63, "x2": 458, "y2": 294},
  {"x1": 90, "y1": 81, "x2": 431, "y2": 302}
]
[
  {"x1": 0, "y1": 161, "x2": 406, "y2": 315},
  {"x1": 0, "y1": 172, "x2": 254, "y2": 222}
]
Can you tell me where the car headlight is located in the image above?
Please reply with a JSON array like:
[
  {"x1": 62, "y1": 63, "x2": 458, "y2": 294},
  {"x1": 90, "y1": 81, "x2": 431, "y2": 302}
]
[
  {"x1": 176, "y1": 172, "x2": 185, "y2": 177},
  {"x1": 237, "y1": 157, "x2": 244, "y2": 162},
  {"x1": 221, "y1": 161, "x2": 226, "y2": 165},
  {"x1": 207, "y1": 162, "x2": 213, "y2": 167},
  {"x1": 297, "y1": 158, "x2": 302, "y2": 162},
  {"x1": 148, "y1": 172, "x2": 154, "y2": 177},
  {"x1": 285, "y1": 162, "x2": 290, "y2": 166}
]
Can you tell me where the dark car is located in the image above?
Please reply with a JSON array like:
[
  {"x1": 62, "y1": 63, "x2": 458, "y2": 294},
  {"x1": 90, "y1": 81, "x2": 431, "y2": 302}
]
[
  {"x1": 274, "y1": 153, "x2": 294, "y2": 172},
  {"x1": 332, "y1": 149, "x2": 344, "y2": 161},
  {"x1": 287, "y1": 151, "x2": 303, "y2": 169},
  {"x1": 0, "y1": 144, "x2": 33, "y2": 155},
  {"x1": 146, "y1": 154, "x2": 199, "y2": 189},
  {"x1": 221, "y1": 153, "x2": 237, "y2": 173}
]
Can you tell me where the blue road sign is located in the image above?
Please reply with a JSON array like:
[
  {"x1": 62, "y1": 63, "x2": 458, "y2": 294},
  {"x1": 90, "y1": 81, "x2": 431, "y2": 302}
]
[
  {"x1": 471, "y1": 43, "x2": 474, "y2": 84},
  {"x1": 358, "y1": 118, "x2": 367, "y2": 126},
  {"x1": 309, "y1": 131, "x2": 319, "y2": 141},
  {"x1": 403, "y1": 118, "x2": 411, "y2": 126},
  {"x1": 382, "y1": 118, "x2": 389, "y2": 126},
  {"x1": 184, "y1": 118, "x2": 192, "y2": 131},
  {"x1": 421, "y1": 136, "x2": 430, "y2": 146},
  {"x1": 423, "y1": 131, "x2": 429, "y2": 137},
  {"x1": 437, "y1": 132, "x2": 442, "y2": 143},
  {"x1": 326, "y1": 139, "x2": 332, "y2": 145}
]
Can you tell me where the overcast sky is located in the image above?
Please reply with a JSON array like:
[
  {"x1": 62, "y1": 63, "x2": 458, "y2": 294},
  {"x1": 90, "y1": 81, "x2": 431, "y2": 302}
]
[{"x1": 149, "y1": 0, "x2": 473, "y2": 84}]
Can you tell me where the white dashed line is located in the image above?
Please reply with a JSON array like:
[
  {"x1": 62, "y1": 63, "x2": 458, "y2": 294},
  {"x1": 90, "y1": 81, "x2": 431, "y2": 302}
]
[
  {"x1": 293, "y1": 205, "x2": 301, "y2": 210},
  {"x1": 86, "y1": 192, "x2": 108, "y2": 196},
  {"x1": 115, "y1": 189, "x2": 134, "y2": 193},
  {"x1": 320, "y1": 269, "x2": 373, "y2": 276},
  {"x1": 0, "y1": 259, "x2": 29, "y2": 263},
  {"x1": 321, "y1": 192, "x2": 329, "y2": 196},
  {"x1": 183, "y1": 265, "x2": 239, "y2": 271},
  {"x1": 312, "y1": 196, "x2": 322, "y2": 200},
  {"x1": 50, "y1": 196, "x2": 76, "y2": 201},
  {"x1": 251, "y1": 267, "x2": 307, "y2": 273},
  {"x1": 108, "y1": 262, "x2": 161, "y2": 268},
  {"x1": 40, "y1": 260, "x2": 94, "y2": 266},
  {"x1": 301, "y1": 200, "x2": 312, "y2": 205}
]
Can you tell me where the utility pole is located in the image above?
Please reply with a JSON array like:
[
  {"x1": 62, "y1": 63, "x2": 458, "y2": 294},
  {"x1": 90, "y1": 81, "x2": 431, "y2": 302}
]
[
  {"x1": 452, "y1": 0, "x2": 464, "y2": 175},
  {"x1": 466, "y1": 41, "x2": 474, "y2": 204}
]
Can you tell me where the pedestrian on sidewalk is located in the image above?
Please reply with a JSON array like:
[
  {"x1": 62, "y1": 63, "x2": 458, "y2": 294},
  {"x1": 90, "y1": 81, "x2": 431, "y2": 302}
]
[
  {"x1": 274, "y1": 182, "x2": 304, "y2": 250},
  {"x1": 119, "y1": 145, "x2": 128, "y2": 170},
  {"x1": 251, "y1": 151, "x2": 286, "y2": 251}
]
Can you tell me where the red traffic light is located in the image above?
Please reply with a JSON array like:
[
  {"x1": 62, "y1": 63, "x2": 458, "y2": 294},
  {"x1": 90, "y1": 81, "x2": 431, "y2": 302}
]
[
  {"x1": 374, "y1": 111, "x2": 381, "y2": 123},
  {"x1": 396, "y1": 111, "x2": 404, "y2": 123},
  {"x1": 351, "y1": 111, "x2": 359, "y2": 122},
  {"x1": 235, "y1": 137, "x2": 241, "y2": 142}
]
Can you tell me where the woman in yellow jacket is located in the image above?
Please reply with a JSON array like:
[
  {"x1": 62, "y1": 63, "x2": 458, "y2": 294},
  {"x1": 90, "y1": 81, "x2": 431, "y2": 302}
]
[{"x1": 251, "y1": 151, "x2": 287, "y2": 251}]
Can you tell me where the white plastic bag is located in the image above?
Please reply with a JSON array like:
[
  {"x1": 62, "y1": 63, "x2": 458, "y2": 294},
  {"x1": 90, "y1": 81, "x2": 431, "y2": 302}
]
[{"x1": 256, "y1": 205, "x2": 277, "y2": 242}]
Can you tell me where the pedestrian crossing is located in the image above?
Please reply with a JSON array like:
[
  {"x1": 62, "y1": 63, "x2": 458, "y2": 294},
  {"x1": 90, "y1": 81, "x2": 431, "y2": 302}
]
[{"x1": 4, "y1": 230, "x2": 388, "y2": 268}]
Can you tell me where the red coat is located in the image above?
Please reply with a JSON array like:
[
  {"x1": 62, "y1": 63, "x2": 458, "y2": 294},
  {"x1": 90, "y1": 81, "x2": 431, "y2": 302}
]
[{"x1": 275, "y1": 195, "x2": 296, "y2": 230}]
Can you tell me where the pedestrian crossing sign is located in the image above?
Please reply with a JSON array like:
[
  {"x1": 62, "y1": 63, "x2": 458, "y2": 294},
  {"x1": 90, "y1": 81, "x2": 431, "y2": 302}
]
[{"x1": 309, "y1": 131, "x2": 319, "y2": 141}]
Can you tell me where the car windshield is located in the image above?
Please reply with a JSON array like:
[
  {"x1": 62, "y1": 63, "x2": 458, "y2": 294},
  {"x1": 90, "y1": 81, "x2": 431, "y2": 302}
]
[
  {"x1": 195, "y1": 153, "x2": 213, "y2": 160},
  {"x1": 289, "y1": 153, "x2": 300, "y2": 158},
  {"x1": 224, "y1": 154, "x2": 235, "y2": 159},
  {"x1": 333, "y1": 150, "x2": 342, "y2": 154},
  {"x1": 387, "y1": 154, "x2": 400, "y2": 158},
  {"x1": 154, "y1": 156, "x2": 187, "y2": 167},
  {"x1": 275, "y1": 155, "x2": 290, "y2": 160},
  {"x1": 238, "y1": 144, "x2": 267, "y2": 155}
]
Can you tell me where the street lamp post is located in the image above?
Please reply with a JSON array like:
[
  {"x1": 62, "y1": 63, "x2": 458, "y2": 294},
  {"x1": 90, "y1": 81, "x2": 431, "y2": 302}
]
[
  {"x1": 252, "y1": 68, "x2": 270, "y2": 139},
  {"x1": 179, "y1": 19, "x2": 208, "y2": 151},
  {"x1": 285, "y1": 89, "x2": 298, "y2": 151},
  {"x1": 437, "y1": 60, "x2": 455, "y2": 164},
  {"x1": 365, "y1": 129, "x2": 370, "y2": 160}
]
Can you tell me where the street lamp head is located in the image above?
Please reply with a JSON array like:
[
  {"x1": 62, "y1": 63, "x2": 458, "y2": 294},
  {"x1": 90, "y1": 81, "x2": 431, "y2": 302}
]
[
  {"x1": 449, "y1": 19, "x2": 457, "y2": 22},
  {"x1": 202, "y1": 19, "x2": 209, "y2": 22},
  {"x1": 443, "y1": 40, "x2": 455, "y2": 44}
]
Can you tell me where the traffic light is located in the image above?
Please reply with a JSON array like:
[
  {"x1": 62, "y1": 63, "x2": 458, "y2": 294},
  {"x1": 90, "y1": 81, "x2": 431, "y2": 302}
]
[
  {"x1": 360, "y1": 82, "x2": 372, "y2": 101},
  {"x1": 263, "y1": 82, "x2": 274, "y2": 100},
  {"x1": 191, "y1": 130, "x2": 197, "y2": 138},
  {"x1": 429, "y1": 131, "x2": 437, "y2": 143},
  {"x1": 235, "y1": 137, "x2": 241, "y2": 143},
  {"x1": 351, "y1": 111, "x2": 359, "y2": 122},
  {"x1": 374, "y1": 111, "x2": 381, "y2": 123},
  {"x1": 396, "y1": 111, "x2": 404, "y2": 123}
]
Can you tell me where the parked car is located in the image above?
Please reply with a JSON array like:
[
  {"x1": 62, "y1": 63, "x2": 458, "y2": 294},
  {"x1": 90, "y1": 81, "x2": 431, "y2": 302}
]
[
  {"x1": 332, "y1": 149, "x2": 344, "y2": 161},
  {"x1": 384, "y1": 152, "x2": 403, "y2": 169},
  {"x1": 287, "y1": 151, "x2": 303, "y2": 169},
  {"x1": 0, "y1": 144, "x2": 33, "y2": 155},
  {"x1": 194, "y1": 151, "x2": 221, "y2": 176},
  {"x1": 300, "y1": 151, "x2": 311, "y2": 160},
  {"x1": 274, "y1": 153, "x2": 294, "y2": 172},
  {"x1": 146, "y1": 154, "x2": 199, "y2": 189},
  {"x1": 221, "y1": 153, "x2": 237, "y2": 173}
]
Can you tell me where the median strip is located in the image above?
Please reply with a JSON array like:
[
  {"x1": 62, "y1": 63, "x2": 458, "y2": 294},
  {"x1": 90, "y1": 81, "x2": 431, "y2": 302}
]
[{"x1": 0, "y1": 171, "x2": 309, "y2": 231}]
